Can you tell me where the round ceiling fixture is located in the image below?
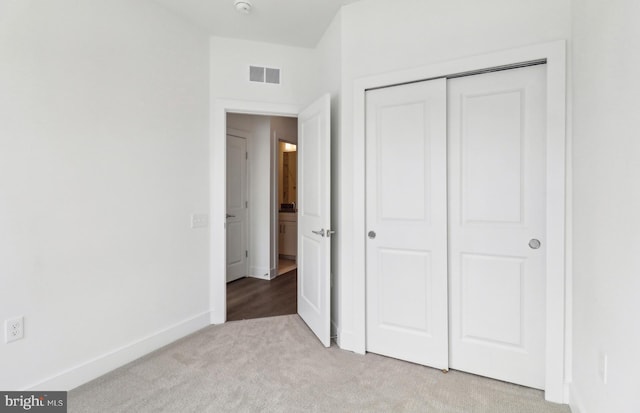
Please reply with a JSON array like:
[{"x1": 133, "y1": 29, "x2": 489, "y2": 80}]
[{"x1": 234, "y1": 0, "x2": 253, "y2": 14}]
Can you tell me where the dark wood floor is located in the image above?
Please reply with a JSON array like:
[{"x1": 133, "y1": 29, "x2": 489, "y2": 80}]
[{"x1": 226, "y1": 270, "x2": 297, "y2": 321}]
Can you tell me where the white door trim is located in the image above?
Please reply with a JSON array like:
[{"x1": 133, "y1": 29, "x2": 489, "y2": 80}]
[
  {"x1": 210, "y1": 99, "x2": 300, "y2": 324},
  {"x1": 350, "y1": 41, "x2": 568, "y2": 403}
]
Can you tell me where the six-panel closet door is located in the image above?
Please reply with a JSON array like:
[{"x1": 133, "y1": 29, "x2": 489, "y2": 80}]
[{"x1": 365, "y1": 65, "x2": 547, "y2": 389}]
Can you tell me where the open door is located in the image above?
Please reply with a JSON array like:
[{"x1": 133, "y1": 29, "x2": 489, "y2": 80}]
[
  {"x1": 226, "y1": 133, "x2": 248, "y2": 282},
  {"x1": 297, "y1": 94, "x2": 332, "y2": 347}
]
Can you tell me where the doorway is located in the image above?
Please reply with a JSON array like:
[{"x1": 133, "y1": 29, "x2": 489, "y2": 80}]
[
  {"x1": 212, "y1": 95, "x2": 333, "y2": 348},
  {"x1": 225, "y1": 113, "x2": 299, "y2": 321},
  {"x1": 277, "y1": 139, "x2": 298, "y2": 277},
  {"x1": 365, "y1": 65, "x2": 548, "y2": 389}
]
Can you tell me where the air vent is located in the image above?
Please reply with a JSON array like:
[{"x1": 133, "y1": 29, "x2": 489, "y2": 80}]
[
  {"x1": 249, "y1": 66, "x2": 281, "y2": 85},
  {"x1": 265, "y1": 68, "x2": 280, "y2": 84},
  {"x1": 249, "y1": 66, "x2": 264, "y2": 82}
]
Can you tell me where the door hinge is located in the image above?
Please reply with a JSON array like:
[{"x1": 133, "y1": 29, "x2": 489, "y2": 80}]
[
  {"x1": 245, "y1": 250, "x2": 248, "y2": 258},
  {"x1": 246, "y1": 152, "x2": 248, "y2": 160},
  {"x1": 245, "y1": 201, "x2": 248, "y2": 208}
]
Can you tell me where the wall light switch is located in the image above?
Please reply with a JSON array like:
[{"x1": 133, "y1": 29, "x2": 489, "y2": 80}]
[{"x1": 191, "y1": 213, "x2": 209, "y2": 229}]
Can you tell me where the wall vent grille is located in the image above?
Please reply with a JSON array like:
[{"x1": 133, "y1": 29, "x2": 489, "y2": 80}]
[{"x1": 249, "y1": 66, "x2": 280, "y2": 84}]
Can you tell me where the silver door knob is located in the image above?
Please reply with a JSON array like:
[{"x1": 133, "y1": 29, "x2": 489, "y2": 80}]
[
  {"x1": 368, "y1": 231, "x2": 376, "y2": 239},
  {"x1": 226, "y1": 214, "x2": 236, "y2": 218},
  {"x1": 312, "y1": 229, "x2": 325, "y2": 237},
  {"x1": 529, "y1": 239, "x2": 541, "y2": 249}
]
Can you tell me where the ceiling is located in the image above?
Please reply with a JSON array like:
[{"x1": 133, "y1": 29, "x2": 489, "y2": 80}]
[{"x1": 153, "y1": 0, "x2": 361, "y2": 48}]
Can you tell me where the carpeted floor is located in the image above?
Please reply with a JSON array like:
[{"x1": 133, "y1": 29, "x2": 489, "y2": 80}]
[{"x1": 69, "y1": 315, "x2": 571, "y2": 413}]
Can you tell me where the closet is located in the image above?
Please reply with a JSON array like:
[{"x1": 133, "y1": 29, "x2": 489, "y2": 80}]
[{"x1": 365, "y1": 64, "x2": 547, "y2": 389}]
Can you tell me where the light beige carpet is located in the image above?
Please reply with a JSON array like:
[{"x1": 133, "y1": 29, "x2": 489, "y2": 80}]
[{"x1": 69, "y1": 315, "x2": 570, "y2": 413}]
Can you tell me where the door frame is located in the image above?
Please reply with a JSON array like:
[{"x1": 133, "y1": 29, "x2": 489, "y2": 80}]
[
  {"x1": 210, "y1": 99, "x2": 300, "y2": 324},
  {"x1": 276, "y1": 136, "x2": 298, "y2": 275},
  {"x1": 351, "y1": 41, "x2": 568, "y2": 403}
]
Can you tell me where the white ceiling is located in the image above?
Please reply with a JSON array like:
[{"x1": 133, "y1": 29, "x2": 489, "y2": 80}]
[{"x1": 153, "y1": 0, "x2": 361, "y2": 48}]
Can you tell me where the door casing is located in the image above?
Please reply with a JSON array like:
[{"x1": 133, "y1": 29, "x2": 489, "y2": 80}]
[
  {"x1": 211, "y1": 99, "x2": 331, "y2": 347},
  {"x1": 350, "y1": 41, "x2": 568, "y2": 403},
  {"x1": 211, "y1": 100, "x2": 300, "y2": 325}
]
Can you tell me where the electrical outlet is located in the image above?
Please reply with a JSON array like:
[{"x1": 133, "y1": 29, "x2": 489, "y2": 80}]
[
  {"x1": 191, "y1": 213, "x2": 209, "y2": 229},
  {"x1": 599, "y1": 352, "x2": 608, "y2": 384},
  {"x1": 5, "y1": 317, "x2": 24, "y2": 343}
]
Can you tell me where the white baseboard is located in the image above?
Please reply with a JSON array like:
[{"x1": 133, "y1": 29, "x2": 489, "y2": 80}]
[
  {"x1": 25, "y1": 311, "x2": 211, "y2": 391},
  {"x1": 249, "y1": 266, "x2": 271, "y2": 280},
  {"x1": 569, "y1": 384, "x2": 586, "y2": 413},
  {"x1": 335, "y1": 328, "x2": 365, "y2": 355}
]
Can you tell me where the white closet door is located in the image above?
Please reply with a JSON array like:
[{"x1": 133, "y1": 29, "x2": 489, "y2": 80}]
[
  {"x1": 448, "y1": 65, "x2": 547, "y2": 389},
  {"x1": 365, "y1": 78, "x2": 449, "y2": 369}
]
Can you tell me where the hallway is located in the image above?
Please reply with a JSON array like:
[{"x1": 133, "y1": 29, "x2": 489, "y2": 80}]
[{"x1": 226, "y1": 270, "x2": 297, "y2": 321}]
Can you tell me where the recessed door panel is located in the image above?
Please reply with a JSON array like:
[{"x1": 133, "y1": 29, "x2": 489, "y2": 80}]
[
  {"x1": 300, "y1": 237, "x2": 321, "y2": 313},
  {"x1": 227, "y1": 141, "x2": 245, "y2": 210},
  {"x1": 226, "y1": 221, "x2": 244, "y2": 266},
  {"x1": 301, "y1": 116, "x2": 321, "y2": 219},
  {"x1": 461, "y1": 253, "x2": 524, "y2": 347},
  {"x1": 378, "y1": 102, "x2": 429, "y2": 221},
  {"x1": 462, "y1": 90, "x2": 524, "y2": 224},
  {"x1": 378, "y1": 249, "x2": 431, "y2": 333}
]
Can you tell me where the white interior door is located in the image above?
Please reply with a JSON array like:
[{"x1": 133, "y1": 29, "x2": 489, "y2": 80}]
[
  {"x1": 297, "y1": 94, "x2": 332, "y2": 347},
  {"x1": 448, "y1": 65, "x2": 547, "y2": 389},
  {"x1": 365, "y1": 78, "x2": 449, "y2": 368},
  {"x1": 226, "y1": 134, "x2": 248, "y2": 283}
]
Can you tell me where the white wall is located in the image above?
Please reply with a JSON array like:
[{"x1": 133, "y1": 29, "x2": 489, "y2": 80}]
[
  {"x1": 0, "y1": 0, "x2": 210, "y2": 390},
  {"x1": 210, "y1": 36, "x2": 317, "y2": 107},
  {"x1": 335, "y1": 0, "x2": 572, "y2": 353},
  {"x1": 271, "y1": 116, "x2": 298, "y2": 144},
  {"x1": 571, "y1": 0, "x2": 640, "y2": 411},
  {"x1": 208, "y1": 28, "x2": 345, "y2": 322},
  {"x1": 227, "y1": 114, "x2": 272, "y2": 280},
  {"x1": 209, "y1": 38, "x2": 321, "y2": 312}
]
